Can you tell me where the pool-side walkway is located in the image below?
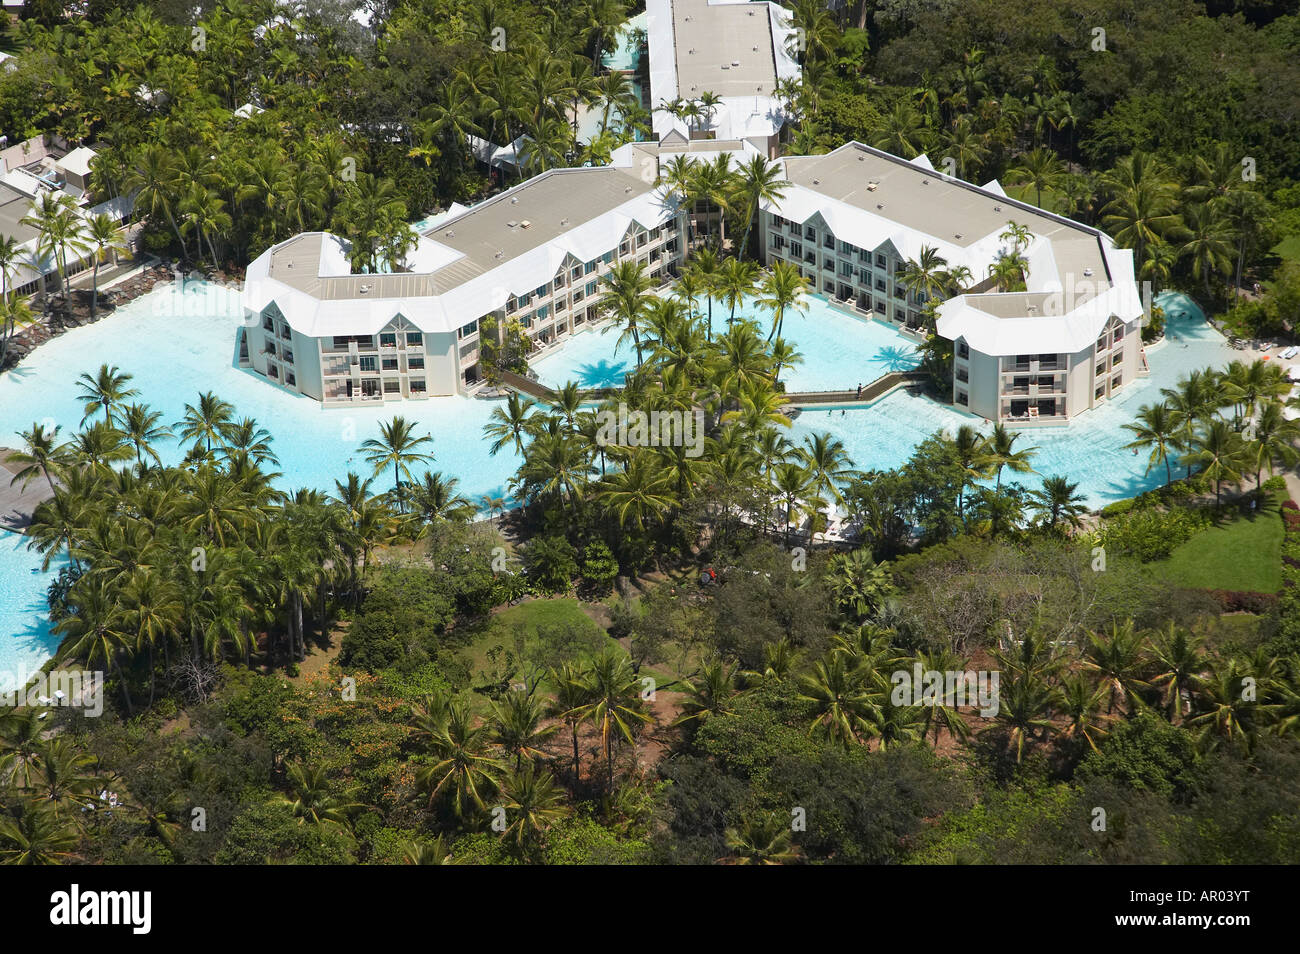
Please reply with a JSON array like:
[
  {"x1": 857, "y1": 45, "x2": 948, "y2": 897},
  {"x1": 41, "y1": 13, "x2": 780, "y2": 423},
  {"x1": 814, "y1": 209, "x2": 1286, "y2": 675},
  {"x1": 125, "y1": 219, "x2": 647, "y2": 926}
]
[{"x1": 0, "y1": 449, "x2": 54, "y2": 531}]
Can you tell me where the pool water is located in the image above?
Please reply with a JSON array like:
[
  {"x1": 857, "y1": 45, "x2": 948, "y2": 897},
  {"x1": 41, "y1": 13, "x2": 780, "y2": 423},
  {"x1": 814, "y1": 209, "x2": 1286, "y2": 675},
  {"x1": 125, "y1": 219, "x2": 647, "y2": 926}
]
[
  {"x1": 603, "y1": 13, "x2": 646, "y2": 72},
  {"x1": 789, "y1": 291, "x2": 1238, "y2": 507},
  {"x1": 532, "y1": 295, "x2": 919, "y2": 393},
  {"x1": 0, "y1": 530, "x2": 61, "y2": 693}
]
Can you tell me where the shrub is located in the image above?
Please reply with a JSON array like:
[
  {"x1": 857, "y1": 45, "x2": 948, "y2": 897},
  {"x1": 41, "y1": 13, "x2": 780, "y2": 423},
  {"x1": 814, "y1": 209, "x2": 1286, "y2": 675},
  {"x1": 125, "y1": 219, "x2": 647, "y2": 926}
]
[
  {"x1": 1097, "y1": 506, "x2": 1212, "y2": 562},
  {"x1": 579, "y1": 539, "x2": 620, "y2": 596},
  {"x1": 339, "y1": 565, "x2": 456, "y2": 671},
  {"x1": 523, "y1": 535, "x2": 579, "y2": 593},
  {"x1": 1202, "y1": 589, "x2": 1280, "y2": 612},
  {"x1": 1100, "y1": 498, "x2": 1136, "y2": 518}
]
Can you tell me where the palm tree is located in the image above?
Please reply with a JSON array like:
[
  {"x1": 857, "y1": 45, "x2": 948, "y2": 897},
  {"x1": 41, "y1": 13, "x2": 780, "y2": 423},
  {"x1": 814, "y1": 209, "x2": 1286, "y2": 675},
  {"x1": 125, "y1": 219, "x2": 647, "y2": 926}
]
[
  {"x1": 568, "y1": 648, "x2": 651, "y2": 788},
  {"x1": 84, "y1": 214, "x2": 128, "y2": 317},
  {"x1": 1005, "y1": 147, "x2": 1065, "y2": 208},
  {"x1": 123, "y1": 144, "x2": 187, "y2": 258},
  {"x1": 0, "y1": 801, "x2": 79, "y2": 865},
  {"x1": 6, "y1": 422, "x2": 66, "y2": 497},
  {"x1": 175, "y1": 391, "x2": 234, "y2": 456},
  {"x1": 549, "y1": 662, "x2": 593, "y2": 783},
  {"x1": 1100, "y1": 152, "x2": 1182, "y2": 273},
  {"x1": 717, "y1": 257, "x2": 759, "y2": 328},
  {"x1": 1179, "y1": 203, "x2": 1234, "y2": 298},
  {"x1": 359, "y1": 416, "x2": 434, "y2": 512},
  {"x1": 408, "y1": 472, "x2": 475, "y2": 525},
  {"x1": 824, "y1": 549, "x2": 894, "y2": 622},
  {"x1": 758, "y1": 260, "x2": 809, "y2": 342},
  {"x1": 1147, "y1": 623, "x2": 1204, "y2": 725},
  {"x1": 1123, "y1": 402, "x2": 1182, "y2": 485},
  {"x1": 485, "y1": 392, "x2": 537, "y2": 456},
  {"x1": 1081, "y1": 621, "x2": 1151, "y2": 717},
  {"x1": 735, "y1": 155, "x2": 790, "y2": 258},
  {"x1": 276, "y1": 762, "x2": 361, "y2": 835},
  {"x1": 489, "y1": 691, "x2": 558, "y2": 770},
  {"x1": 119, "y1": 403, "x2": 171, "y2": 469},
  {"x1": 898, "y1": 246, "x2": 950, "y2": 318},
  {"x1": 981, "y1": 423, "x2": 1036, "y2": 488},
  {"x1": 498, "y1": 764, "x2": 567, "y2": 851},
  {"x1": 993, "y1": 669, "x2": 1059, "y2": 763},
  {"x1": 76, "y1": 364, "x2": 138, "y2": 427},
  {"x1": 673, "y1": 660, "x2": 739, "y2": 727},
  {"x1": 724, "y1": 812, "x2": 798, "y2": 865},
  {"x1": 797, "y1": 652, "x2": 878, "y2": 747},
  {"x1": 872, "y1": 101, "x2": 930, "y2": 159},
  {"x1": 1182, "y1": 419, "x2": 1243, "y2": 504},
  {"x1": 595, "y1": 452, "x2": 673, "y2": 529},
  {"x1": 1057, "y1": 674, "x2": 1107, "y2": 753},
  {"x1": 599, "y1": 260, "x2": 652, "y2": 367},
  {"x1": 1244, "y1": 401, "x2": 1300, "y2": 487},
  {"x1": 414, "y1": 700, "x2": 502, "y2": 818},
  {"x1": 1029, "y1": 475, "x2": 1088, "y2": 532},
  {"x1": 21, "y1": 192, "x2": 91, "y2": 305}
]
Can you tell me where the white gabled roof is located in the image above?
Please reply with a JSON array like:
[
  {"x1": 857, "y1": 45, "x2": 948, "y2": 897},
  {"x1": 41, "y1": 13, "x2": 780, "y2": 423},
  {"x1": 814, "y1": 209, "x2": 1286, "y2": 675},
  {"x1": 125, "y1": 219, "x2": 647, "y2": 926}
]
[
  {"x1": 242, "y1": 166, "x2": 680, "y2": 338},
  {"x1": 763, "y1": 141, "x2": 1144, "y2": 356}
]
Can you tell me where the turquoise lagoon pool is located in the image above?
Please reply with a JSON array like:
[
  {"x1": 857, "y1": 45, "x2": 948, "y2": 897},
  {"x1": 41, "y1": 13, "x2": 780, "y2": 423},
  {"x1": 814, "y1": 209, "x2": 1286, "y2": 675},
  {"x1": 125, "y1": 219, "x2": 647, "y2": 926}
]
[
  {"x1": 788, "y1": 292, "x2": 1236, "y2": 507},
  {"x1": 0, "y1": 283, "x2": 1232, "y2": 679},
  {"x1": 532, "y1": 294, "x2": 919, "y2": 393}
]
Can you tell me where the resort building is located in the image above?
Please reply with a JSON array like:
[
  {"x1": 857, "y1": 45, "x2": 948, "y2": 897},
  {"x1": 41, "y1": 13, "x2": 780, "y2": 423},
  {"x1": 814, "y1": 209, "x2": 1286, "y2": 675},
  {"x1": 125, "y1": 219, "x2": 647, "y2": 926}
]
[
  {"x1": 241, "y1": 160, "x2": 685, "y2": 405},
  {"x1": 0, "y1": 136, "x2": 133, "y2": 299},
  {"x1": 646, "y1": 0, "x2": 799, "y2": 154},
  {"x1": 759, "y1": 142, "x2": 1145, "y2": 424}
]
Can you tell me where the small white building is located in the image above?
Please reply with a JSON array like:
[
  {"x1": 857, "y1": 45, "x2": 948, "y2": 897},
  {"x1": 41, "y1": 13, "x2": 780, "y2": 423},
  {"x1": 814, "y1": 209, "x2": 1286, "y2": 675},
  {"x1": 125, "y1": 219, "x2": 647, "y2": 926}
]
[{"x1": 646, "y1": 0, "x2": 799, "y2": 155}]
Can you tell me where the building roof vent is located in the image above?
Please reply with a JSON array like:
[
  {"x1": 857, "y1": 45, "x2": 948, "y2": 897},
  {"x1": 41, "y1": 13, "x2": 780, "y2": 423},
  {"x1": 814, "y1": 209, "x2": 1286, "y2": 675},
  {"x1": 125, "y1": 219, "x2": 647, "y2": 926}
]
[
  {"x1": 507, "y1": 220, "x2": 518, "y2": 228},
  {"x1": 866, "y1": 181, "x2": 878, "y2": 191},
  {"x1": 520, "y1": 220, "x2": 532, "y2": 229},
  {"x1": 1083, "y1": 267, "x2": 1094, "y2": 276},
  {"x1": 444, "y1": 229, "x2": 454, "y2": 237},
  {"x1": 510, "y1": 197, "x2": 519, "y2": 204}
]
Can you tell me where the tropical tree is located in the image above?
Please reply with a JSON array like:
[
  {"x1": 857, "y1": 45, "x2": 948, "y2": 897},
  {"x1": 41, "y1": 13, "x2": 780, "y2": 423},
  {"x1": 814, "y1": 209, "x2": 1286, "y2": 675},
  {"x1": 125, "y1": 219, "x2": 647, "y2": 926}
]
[{"x1": 359, "y1": 416, "x2": 434, "y2": 512}]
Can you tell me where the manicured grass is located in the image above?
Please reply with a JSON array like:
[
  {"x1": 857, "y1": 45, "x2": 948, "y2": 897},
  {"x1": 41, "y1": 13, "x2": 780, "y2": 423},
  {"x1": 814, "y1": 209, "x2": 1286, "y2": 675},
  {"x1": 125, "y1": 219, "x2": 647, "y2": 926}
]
[
  {"x1": 1154, "y1": 494, "x2": 1284, "y2": 593},
  {"x1": 1272, "y1": 234, "x2": 1300, "y2": 265}
]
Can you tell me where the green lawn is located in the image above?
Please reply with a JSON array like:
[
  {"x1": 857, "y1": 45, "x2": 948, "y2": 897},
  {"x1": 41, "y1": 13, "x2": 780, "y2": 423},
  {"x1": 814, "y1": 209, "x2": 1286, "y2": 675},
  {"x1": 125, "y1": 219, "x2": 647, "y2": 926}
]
[
  {"x1": 1154, "y1": 495, "x2": 1284, "y2": 593},
  {"x1": 456, "y1": 597, "x2": 620, "y2": 683},
  {"x1": 1272, "y1": 234, "x2": 1300, "y2": 265}
]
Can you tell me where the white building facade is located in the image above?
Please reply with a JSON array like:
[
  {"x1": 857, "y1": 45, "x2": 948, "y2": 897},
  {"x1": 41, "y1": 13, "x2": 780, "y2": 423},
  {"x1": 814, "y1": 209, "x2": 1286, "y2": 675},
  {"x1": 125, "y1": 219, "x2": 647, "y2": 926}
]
[
  {"x1": 759, "y1": 142, "x2": 1145, "y2": 424},
  {"x1": 241, "y1": 160, "x2": 685, "y2": 405}
]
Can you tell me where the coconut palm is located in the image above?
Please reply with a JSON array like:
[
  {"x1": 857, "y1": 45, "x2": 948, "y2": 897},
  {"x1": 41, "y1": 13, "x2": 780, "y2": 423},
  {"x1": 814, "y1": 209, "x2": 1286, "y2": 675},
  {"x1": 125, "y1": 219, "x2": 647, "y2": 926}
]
[
  {"x1": 735, "y1": 154, "x2": 790, "y2": 258},
  {"x1": 76, "y1": 364, "x2": 138, "y2": 427},
  {"x1": 414, "y1": 699, "x2": 502, "y2": 818},
  {"x1": 359, "y1": 416, "x2": 434, "y2": 512},
  {"x1": 724, "y1": 811, "x2": 798, "y2": 865},
  {"x1": 84, "y1": 213, "x2": 128, "y2": 317},
  {"x1": 276, "y1": 761, "x2": 362, "y2": 835},
  {"x1": 797, "y1": 651, "x2": 878, "y2": 747},
  {"x1": 1181, "y1": 419, "x2": 1243, "y2": 504},
  {"x1": 1243, "y1": 401, "x2": 1300, "y2": 487},
  {"x1": 497, "y1": 764, "x2": 567, "y2": 851},
  {"x1": 567, "y1": 648, "x2": 651, "y2": 788},
  {"x1": 1123, "y1": 402, "x2": 1182, "y2": 485},
  {"x1": 1080, "y1": 620, "x2": 1151, "y2": 717},
  {"x1": 175, "y1": 391, "x2": 235, "y2": 456},
  {"x1": 1028, "y1": 475, "x2": 1088, "y2": 532},
  {"x1": 1146, "y1": 623, "x2": 1204, "y2": 725},
  {"x1": 599, "y1": 259, "x2": 652, "y2": 367},
  {"x1": 981, "y1": 423, "x2": 1036, "y2": 488},
  {"x1": 489, "y1": 691, "x2": 558, "y2": 770},
  {"x1": 758, "y1": 260, "x2": 809, "y2": 342},
  {"x1": 1005, "y1": 147, "x2": 1065, "y2": 209}
]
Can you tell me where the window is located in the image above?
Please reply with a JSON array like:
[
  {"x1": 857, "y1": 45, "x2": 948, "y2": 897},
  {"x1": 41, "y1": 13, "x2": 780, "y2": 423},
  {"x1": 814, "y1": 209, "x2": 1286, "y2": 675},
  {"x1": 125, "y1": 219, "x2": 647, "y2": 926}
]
[
  {"x1": 956, "y1": 367, "x2": 969, "y2": 383},
  {"x1": 875, "y1": 299, "x2": 887, "y2": 313},
  {"x1": 876, "y1": 253, "x2": 886, "y2": 267},
  {"x1": 264, "y1": 337, "x2": 277, "y2": 356},
  {"x1": 267, "y1": 363, "x2": 278, "y2": 379},
  {"x1": 790, "y1": 241, "x2": 802, "y2": 257},
  {"x1": 1096, "y1": 363, "x2": 1106, "y2": 377},
  {"x1": 406, "y1": 332, "x2": 422, "y2": 347},
  {"x1": 586, "y1": 281, "x2": 598, "y2": 296},
  {"x1": 332, "y1": 336, "x2": 349, "y2": 350},
  {"x1": 458, "y1": 320, "x2": 478, "y2": 339},
  {"x1": 383, "y1": 379, "x2": 400, "y2": 394},
  {"x1": 875, "y1": 278, "x2": 886, "y2": 292},
  {"x1": 1112, "y1": 374, "x2": 1123, "y2": 389},
  {"x1": 359, "y1": 356, "x2": 377, "y2": 372},
  {"x1": 285, "y1": 372, "x2": 296, "y2": 386},
  {"x1": 408, "y1": 356, "x2": 424, "y2": 370},
  {"x1": 283, "y1": 350, "x2": 293, "y2": 364},
  {"x1": 263, "y1": 316, "x2": 274, "y2": 331},
  {"x1": 379, "y1": 333, "x2": 397, "y2": 348},
  {"x1": 536, "y1": 283, "x2": 549, "y2": 297},
  {"x1": 382, "y1": 357, "x2": 398, "y2": 371},
  {"x1": 410, "y1": 379, "x2": 426, "y2": 393},
  {"x1": 805, "y1": 226, "x2": 816, "y2": 240},
  {"x1": 957, "y1": 341, "x2": 969, "y2": 360},
  {"x1": 585, "y1": 260, "x2": 597, "y2": 274},
  {"x1": 956, "y1": 391, "x2": 968, "y2": 405},
  {"x1": 356, "y1": 336, "x2": 374, "y2": 349},
  {"x1": 1096, "y1": 385, "x2": 1106, "y2": 399}
]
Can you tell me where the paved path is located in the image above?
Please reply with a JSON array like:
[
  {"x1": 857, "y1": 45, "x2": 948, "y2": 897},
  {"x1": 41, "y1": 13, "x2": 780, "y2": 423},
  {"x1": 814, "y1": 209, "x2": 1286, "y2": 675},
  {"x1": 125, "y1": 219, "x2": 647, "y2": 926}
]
[{"x1": 0, "y1": 449, "x2": 55, "y2": 531}]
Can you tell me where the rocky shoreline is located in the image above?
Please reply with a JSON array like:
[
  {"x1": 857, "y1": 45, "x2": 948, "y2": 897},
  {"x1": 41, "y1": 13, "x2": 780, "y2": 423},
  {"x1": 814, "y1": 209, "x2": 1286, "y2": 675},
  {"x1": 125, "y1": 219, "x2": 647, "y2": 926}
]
[{"x1": 0, "y1": 264, "x2": 179, "y2": 372}]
